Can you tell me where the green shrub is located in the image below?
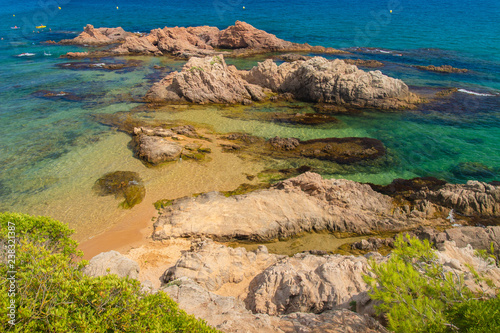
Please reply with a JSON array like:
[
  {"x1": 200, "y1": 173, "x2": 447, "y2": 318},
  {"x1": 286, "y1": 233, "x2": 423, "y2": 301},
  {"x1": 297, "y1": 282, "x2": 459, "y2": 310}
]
[
  {"x1": 0, "y1": 213, "x2": 219, "y2": 332},
  {"x1": 364, "y1": 234, "x2": 499, "y2": 333}
]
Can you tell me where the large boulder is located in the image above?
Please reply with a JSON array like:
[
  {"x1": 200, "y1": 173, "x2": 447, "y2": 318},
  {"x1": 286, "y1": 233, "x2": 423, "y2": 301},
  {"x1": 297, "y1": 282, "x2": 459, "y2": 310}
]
[
  {"x1": 243, "y1": 57, "x2": 418, "y2": 109},
  {"x1": 84, "y1": 250, "x2": 140, "y2": 279},
  {"x1": 132, "y1": 134, "x2": 183, "y2": 165},
  {"x1": 145, "y1": 55, "x2": 267, "y2": 104}
]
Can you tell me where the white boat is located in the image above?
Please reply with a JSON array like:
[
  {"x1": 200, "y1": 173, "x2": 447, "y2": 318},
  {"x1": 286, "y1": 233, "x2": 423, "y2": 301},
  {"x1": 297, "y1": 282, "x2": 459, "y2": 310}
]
[
  {"x1": 44, "y1": 51, "x2": 52, "y2": 56},
  {"x1": 16, "y1": 53, "x2": 35, "y2": 57}
]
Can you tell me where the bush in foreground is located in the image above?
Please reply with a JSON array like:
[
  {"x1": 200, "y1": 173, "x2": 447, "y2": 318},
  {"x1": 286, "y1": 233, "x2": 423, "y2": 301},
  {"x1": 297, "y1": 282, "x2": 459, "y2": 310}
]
[
  {"x1": 0, "y1": 212, "x2": 219, "y2": 332},
  {"x1": 364, "y1": 234, "x2": 499, "y2": 333}
]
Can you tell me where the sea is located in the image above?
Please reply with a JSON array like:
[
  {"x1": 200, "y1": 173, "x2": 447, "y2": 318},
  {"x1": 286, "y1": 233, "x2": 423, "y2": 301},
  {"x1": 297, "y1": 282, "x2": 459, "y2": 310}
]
[{"x1": 1, "y1": 0, "x2": 499, "y2": 240}]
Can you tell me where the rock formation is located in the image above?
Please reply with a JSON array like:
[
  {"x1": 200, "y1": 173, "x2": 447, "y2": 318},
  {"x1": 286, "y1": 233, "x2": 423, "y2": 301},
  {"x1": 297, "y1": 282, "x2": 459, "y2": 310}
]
[
  {"x1": 162, "y1": 240, "x2": 284, "y2": 292},
  {"x1": 246, "y1": 253, "x2": 375, "y2": 315},
  {"x1": 59, "y1": 24, "x2": 133, "y2": 45},
  {"x1": 418, "y1": 181, "x2": 500, "y2": 217},
  {"x1": 152, "y1": 172, "x2": 440, "y2": 242},
  {"x1": 84, "y1": 250, "x2": 140, "y2": 279},
  {"x1": 130, "y1": 125, "x2": 210, "y2": 165},
  {"x1": 153, "y1": 172, "x2": 500, "y2": 242},
  {"x1": 61, "y1": 21, "x2": 347, "y2": 58},
  {"x1": 242, "y1": 57, "x2": 418, "y2": 109},
  {"x1": 145, "y1": 55, "x2": 267, "y2": 104},
  {"x1": 162, "y1": 277, "x2": 388, "y2": 333},
  {"x1": 146, "y1": 55, "x2": 418, "y2": 109},
  {"x1": 414, "y1": 226, "x2": 500, "y2": 258}
]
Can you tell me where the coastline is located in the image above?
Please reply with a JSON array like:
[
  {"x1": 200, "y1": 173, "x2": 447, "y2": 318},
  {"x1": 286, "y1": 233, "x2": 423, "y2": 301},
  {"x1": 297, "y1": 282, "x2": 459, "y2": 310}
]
[{"x1": 1, "y1": 11, "x2": 499, "y2": 332}]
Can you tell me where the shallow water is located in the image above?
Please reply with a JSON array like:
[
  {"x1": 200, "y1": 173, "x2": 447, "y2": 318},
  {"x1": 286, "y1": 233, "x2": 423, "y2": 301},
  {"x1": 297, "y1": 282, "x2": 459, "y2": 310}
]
[{"x1": 0, "y1": 0, "x2": 499, "y2": 241}]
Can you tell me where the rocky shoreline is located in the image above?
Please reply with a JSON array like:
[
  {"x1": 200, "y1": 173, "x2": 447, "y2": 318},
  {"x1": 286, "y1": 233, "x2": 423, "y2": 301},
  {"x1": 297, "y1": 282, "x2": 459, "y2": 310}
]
[
  {"x1": 80, "y1": 171, "x2": 500, "y2": 332},
  {"x1": 51, "y1": 21, "x2": 499, "y2": 332}
]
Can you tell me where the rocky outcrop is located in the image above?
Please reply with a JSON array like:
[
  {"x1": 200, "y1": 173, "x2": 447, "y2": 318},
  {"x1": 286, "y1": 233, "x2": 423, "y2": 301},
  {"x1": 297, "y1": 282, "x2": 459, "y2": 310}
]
[
  {"x1": 243, "y1": 57, "x2": 418, "y2": 109},
  {"x1": 436, "y1": 241, "x2": 500, "y2": 295},
  {"x1": 112, "y1": 25, "x2": 219, "y2": 57},
  {"x1": 415, "y1": 65, "x2": 468, "y2": 73},
  {"x1": 59, "y1": 24, "x2": 133, "y2": 45},
  {"x1": 418, "y1": 181, "x2": 500, "y2": 217},
  {"x1": 152, "y1": 172, "x2": 438, "y2": 242},
  {"x1": 84, "y1": 250, "x2": 140, "y2": 279},
  {"x1": 162, "y1": 277, "x2": 387, "y2": 333},
  {"x1": 414, "y1": 226, "x2": 500, "y2": 259},
  {"x1": 146, "y1": 54, "x2": 418, "y2": 109},
  {"x1": 62, "y1": 21, "x2": 347, "y2": 58},
  {"x1": 246, "y1": 253, "x2": 376, "y2": 315},
  {"x1": 145, "y1": 55, "x2": 267, "y2": 104},
  {"x1": 162, "y1": 240, "x2": 284, "y2": 292}
]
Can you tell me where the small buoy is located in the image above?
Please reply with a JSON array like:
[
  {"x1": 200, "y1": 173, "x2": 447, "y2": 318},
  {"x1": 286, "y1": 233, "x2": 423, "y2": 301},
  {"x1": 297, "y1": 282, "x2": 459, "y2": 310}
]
[
  {"x1": 58, "y1": 6, "x2": 61, "y2": 10},
  {"x1": 116, "y1": 6, "x2": 119, "y2": 9},
  {"x1": 13, "y1": 14, "x2": 15, "y2": 17},
  {"x1": 390, "y1": 10, "x2": 392, "y2": 13},
  {"x1": 243, "y1": 6, "x2": 245, "y2": 9}
]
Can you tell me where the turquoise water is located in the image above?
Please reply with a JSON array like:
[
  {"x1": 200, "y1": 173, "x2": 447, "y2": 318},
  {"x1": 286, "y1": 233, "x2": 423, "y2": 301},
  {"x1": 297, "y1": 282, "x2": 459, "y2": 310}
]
[{"x1": 0, "y1": 0, "x2": 499, "y2": 232}]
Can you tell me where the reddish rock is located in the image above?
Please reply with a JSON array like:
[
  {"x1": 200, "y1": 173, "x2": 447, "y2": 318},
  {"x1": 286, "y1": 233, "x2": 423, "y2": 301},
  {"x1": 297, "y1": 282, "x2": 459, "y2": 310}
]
[{"x1": 59, "y1": 24, "x2": 133, "y2": 45}]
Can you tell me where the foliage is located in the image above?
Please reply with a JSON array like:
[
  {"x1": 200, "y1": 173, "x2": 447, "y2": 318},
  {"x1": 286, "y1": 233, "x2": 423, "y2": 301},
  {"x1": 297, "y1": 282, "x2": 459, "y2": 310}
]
[
  {"x1": 188, "y1": 66, "x2": 205, "y2": 72},
  {"x1": 364, "y1": 234, "x2": 499, "y2": 333},
  {"x1": 474, "y1": 242, "x2": 498, "y2": 266},
  {"x1": 0, "y1": 213, "x2": 219, "y2": 332}
]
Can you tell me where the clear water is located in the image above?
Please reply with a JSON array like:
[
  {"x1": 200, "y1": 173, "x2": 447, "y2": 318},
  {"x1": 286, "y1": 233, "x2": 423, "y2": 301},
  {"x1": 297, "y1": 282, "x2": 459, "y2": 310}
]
[{"x1": 0, "y1": 0, "x2": 499, "y2": 238}]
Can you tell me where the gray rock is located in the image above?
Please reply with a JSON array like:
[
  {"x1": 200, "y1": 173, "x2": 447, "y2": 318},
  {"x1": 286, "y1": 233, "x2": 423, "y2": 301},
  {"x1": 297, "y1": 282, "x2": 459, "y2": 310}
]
[
  {"x1": 84, "y1": 250, "x2": 139, "y2": 279},
  {"x1": 133, "y1": 134, "x2": 183, "y2": 165}
]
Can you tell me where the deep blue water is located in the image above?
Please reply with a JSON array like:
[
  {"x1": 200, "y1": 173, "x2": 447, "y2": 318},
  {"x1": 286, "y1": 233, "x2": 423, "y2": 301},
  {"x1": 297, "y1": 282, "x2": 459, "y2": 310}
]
[{"x1": 0, "y1": 0, "x2": 499, "y2": 226}]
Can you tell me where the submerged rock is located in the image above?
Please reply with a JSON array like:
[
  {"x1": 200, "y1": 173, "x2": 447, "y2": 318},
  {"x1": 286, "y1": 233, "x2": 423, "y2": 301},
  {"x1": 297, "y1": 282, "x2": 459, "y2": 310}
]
[
  {"x1": 451, "y1": 162, "x2": 496, "y2": 179},
  {"x1": 343, "y1": 59, "x2": 384, "y2": 68},
  {"x1": 93, "y1": 171, "x2": 145, "y2": 208},
  {"x1": 415, "y1": 65, "x2": 468, "y2": 73},
  {"x1": 56, "y1": 60, "x2": 142, "y2": 71},
  {"x1": 272, "y1": 112, "x2": 339, "y2": 125},
  {"x1": 32, "y1": 90, "x2": 82, "y2": 101},
  {"x1": 222, "y1": 134, "x2": 386, "y2": 164}
]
